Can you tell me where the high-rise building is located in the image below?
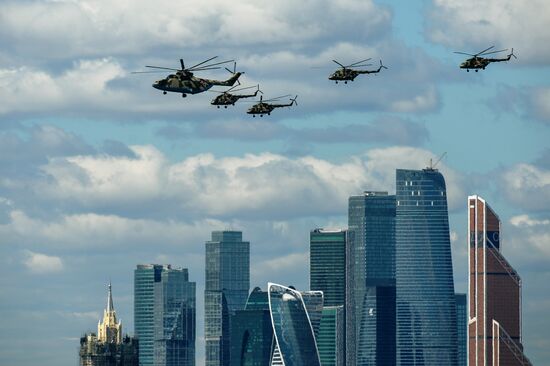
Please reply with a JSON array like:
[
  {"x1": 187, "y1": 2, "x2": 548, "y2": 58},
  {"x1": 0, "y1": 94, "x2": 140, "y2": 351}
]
[
  {"x1": 395, "y1": 168, "x2": 457, "y2": 365},
  {"x1": 468, "y1": 195, "x2": 532, "y2": 366},
  {"x1": 154, "y1": 267, "x2": 196, "y2": 366},
  {"x1": 135, "y1": 264, "x2": 164, "y2": 366},
  {"x1": 268, "y1": 283, "x2": 322, "y2": 366},
  {"x1": 80, "y1": 284, "x2": 138, "y2": 366},
  {"x1": 310, "y1": 229, "x2": 348, "y2": 307},
  {"x1": 135, "y1": 264, "x2": 195, "y2": 366},
  {"x1": 348, "y1": 191, "x2": 396, "y2": 366},
  {"x1": 230, "y1": 287, "x2": 273, "y2": 366},
  {"x1": 456, "y1": 293, "x2": 467, "y2": 366},
  {"x1": 317, "y1": 306, "x2": 345, "y2": 366},
  {"x1": 205, "y1": 231, "x2": 250, "y2": 366}
]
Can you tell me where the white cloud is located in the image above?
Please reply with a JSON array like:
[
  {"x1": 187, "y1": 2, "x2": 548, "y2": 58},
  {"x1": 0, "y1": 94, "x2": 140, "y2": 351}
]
[
  {"x1": 510, "y1": 215, "x2": 550, "y2": 227},
  {"x1": 23, "y1": 250, "x2": 63, "y2": 273},
  {"x1": 426, "y1": 0, "x2": 550, "y2": 64},
  {"x1": 532, "y1": 87, "x2": 550, "y2": 123},
  {"x1": 501, "y1": 163, "x2": 550, "y2": 211},
  {"x1": 36, "y1": 145, "x2": 468, "y2": 218}
]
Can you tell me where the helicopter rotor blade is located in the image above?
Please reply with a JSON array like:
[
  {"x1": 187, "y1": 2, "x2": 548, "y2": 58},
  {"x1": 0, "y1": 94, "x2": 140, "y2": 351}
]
[
  {"x1": 263, "y1": 94, "x2": 291, "y2": 102},
  {"x1": 350, "y1": 63, "x2": 373, "y2": 68},
  {"x1": 188, "y1": 59, "x2": 235, "y2": 71},
  {"x1": 480, "y1": 48, "x2": 508, "y2": 56},
  {"x1": 188, "y1": 66, "x2": 222, "y2": 71},
  {"x1": 227, "y1": 85, "x2": 259, "y2": 93},
  {"x1": 145, "y1": 65, "x2": 180, "y2": 71},
  {"x1": 347, "y1": 58, "x2": 372, "y2": 67},
  {"x1": 475, "y1": 45, "x2": 495, "y2": 56},
  {"x1": 186, "y1": 56, "x2": 219, "y2": 70},
  {"x1": 379, "y1": 60, "x2": 388, "y2": 69},
  {"x1": 131, "y1": 71, "x2": 173, "y2": 74},
  {"x1": 453, "y1": 51, "x2": 477, "y2": 56},
  {"x1": 180, "y1": 59, "x2": 185, "y2": 70},
  {"x1": 332, "y1": 60, "x2": 346, "y2": 68}
]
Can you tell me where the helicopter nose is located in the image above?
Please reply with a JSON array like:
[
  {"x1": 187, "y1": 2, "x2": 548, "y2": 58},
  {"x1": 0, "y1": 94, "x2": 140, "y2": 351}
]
[{"x1": 152, "y1": 80, "x2": 161, "y2": 89}]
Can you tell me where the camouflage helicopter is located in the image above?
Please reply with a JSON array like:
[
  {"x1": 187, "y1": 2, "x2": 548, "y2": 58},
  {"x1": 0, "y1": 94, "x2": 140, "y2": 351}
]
[
  {"x1": 329, "y1": 58, "x2": 387, "y2": 83},
  {"x1": 211, "y1": 84, "x2": 262, "y2": 108},
  {"x1": 247, "y1": 95, "x2": 298, "y2": 117},
  {"x1": 132, "y1": 56, "x2": 242, "y2": 97},
  {"x1": 454, "y1": 46, "x2": 516, "y2": 72}
]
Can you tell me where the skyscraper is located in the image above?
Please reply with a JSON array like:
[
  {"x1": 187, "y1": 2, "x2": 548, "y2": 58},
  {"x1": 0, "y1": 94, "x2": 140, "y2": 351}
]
[
  {"x1": 395, "y1": 168, "x2": 457, "y2": 365},
  {"x1": 135, "y1": 264, "x2": 164, "y2": 366},
  {"x1": 135, "y1": 264, "x2": 195, "y2": 366},
  {"x1": 80, "y1": 284, "x2": 139, "y2": 366},
  {"x1": 348, "y1": 191, "x2": 396, "y2": 366},
  {"x1": 230, "y1": 287, "x2": 273, "y2": 366},
  {"x1": 154, "y1": 267, "x2": 196, "y2": 366},
  {"x1": 317, "y1": 306, "x2": 345, "y2": 366},
  {"x1": 455, "y1": 293, "x2": 467, "y2": 366},
  {"x1": 268, "y1": 283, "x2": 321, "y2": 366},
  {"x1": 468, "y1": 195, "x2": 532, "y2": 366},
  {"x1": 205, "y1": 231, "x2": 250, "y2": 366},
  {"x1": 310, "y1": 228, "x2": 348, "y2": 307}
]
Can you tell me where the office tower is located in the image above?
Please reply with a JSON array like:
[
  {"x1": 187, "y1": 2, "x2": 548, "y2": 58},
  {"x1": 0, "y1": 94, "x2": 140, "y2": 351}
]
[
  {"x1": 468, "y1": 196, "x2": 532, "y2": 366},
  {"x1": 456, "y1": 294, "x2": 467, "y2": 366},
  {"x1": 268, "y1": 283, "x2": 322, "y2": 366},
  {"x1": 154, "y1": 267, "x2": 196, "y2": 366},
  {"x1": 135, "y1": 264, "x2": 164, "y2": 366},
  {"x1": 80, "y1": 284, "x2": 139, "y2": 366},
  {"x1": 348, "y1": 191, "x2": 396, "y2": 366},
  {"x1": 230, "y1": 287, "x2": 273, "y2": 366},
  {"x1": 317, "y1": 306, "x2": 345, "y2": 366},
  {"x1": 395, "y1": 168, "x2": 457, "y2": 365},
  {"x1": 205, "y1": 231, "x2": 250, "y2": 366},
  {"x1": 310, "y1": 229, "x2": 348, "y2": 306}
]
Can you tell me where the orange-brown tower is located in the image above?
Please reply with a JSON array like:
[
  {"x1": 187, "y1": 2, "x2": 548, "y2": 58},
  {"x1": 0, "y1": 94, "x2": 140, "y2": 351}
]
[{"x1": 468, "y1": 195, "x2": 531, "y2": 366}]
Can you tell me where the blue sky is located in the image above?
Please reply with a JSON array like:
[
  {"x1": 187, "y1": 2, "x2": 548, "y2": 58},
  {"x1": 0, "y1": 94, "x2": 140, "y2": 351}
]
[{"x1": 0, "y1": 0, "x2": 549, "y2": 365}]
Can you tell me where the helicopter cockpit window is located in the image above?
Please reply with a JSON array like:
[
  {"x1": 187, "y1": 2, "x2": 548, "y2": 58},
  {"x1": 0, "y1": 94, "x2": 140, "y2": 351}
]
[{"x1": 168, "y1": 74, "x2": 176, "y2": 78}]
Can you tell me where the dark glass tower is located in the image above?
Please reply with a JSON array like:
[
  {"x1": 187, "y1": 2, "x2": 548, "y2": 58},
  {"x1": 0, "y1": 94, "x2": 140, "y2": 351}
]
[
  {"x1": 135, "y1": 264, "x2": 164, "y2": 366},
  {"x1": 154, "y1": 267, "x2": 196, "y2": 366},
  {"x1": 230, "y1": 287, "x2": 273, "y2": 366},
  {"x1": 348, "y1": 191, "x2": 396, "y2": 366},
  {"x1": 317, "y1": 306, "x2": 345, "y2": 366},
  {"x1": 205, "y1": 231, "x2": 250, "y2": 366},
  {"x1": 309, "y1": 229, "x2": 348, "y2": 307},
  {"x1": 455, "y1": 293, "x2": 467, "y2": 366},
  {"x1": 268, "y1": 283, "x2": 321, "y2": 366},
  {"x1": 395, "y1": 169, "x2": 457, "y2": 365}
]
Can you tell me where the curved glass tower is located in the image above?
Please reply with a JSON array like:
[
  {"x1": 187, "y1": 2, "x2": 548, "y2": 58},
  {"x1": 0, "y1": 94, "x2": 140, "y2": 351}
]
[
  {"x1": 268, "y1": 283, "x2": 321, "y2": 366},
  {"x1": 395, "y1": 169, "x2": 457, "y2": 365}
]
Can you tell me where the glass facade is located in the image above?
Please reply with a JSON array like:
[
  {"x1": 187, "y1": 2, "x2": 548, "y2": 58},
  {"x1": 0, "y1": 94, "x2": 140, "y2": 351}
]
[
  {"x1": 268, "y1": 283, "x2": 321, "y2": 366},
  {"x1": 395, "y1": 169, "x2": 457, "y2": 365},
  {"x1": 230, "y1": 288, "x2": 273, "y2": 366},
  {"x1": 455, "y1": 294, "x2": 467, "y2": 366},
  {"x1": 310, "y1": 229, "x2": 348, "y2": 307},
  {"x1": 348, "y1": 191, "x2": 396, "y2": 366},
  {"x1": 205, "y1": 231, "x2": 250, "y2": 366},
  {"x1": 134, "y1": 264, "x2": 164, "y2": 366},
  {"x1": 154, "y1": 268, "x2": 196, "y2": 366},
  {"x1": 317, "y1": 306, "x2": 345, "y2": 366}
]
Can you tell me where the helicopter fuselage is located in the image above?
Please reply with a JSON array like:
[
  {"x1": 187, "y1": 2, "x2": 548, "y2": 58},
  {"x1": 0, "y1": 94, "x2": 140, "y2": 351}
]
[
  {"x1": 153, "y1": 72, "x2": 242, "y2": 96},
  {"x1": 459, "y1": 54, "x2": 513, "y2": 71},
  {"x1": 211, "y1": 90, "x2": 258, "y2": 107},
  {"x1": 329, "y1": 65, "x2": 384, "y2": 83}
]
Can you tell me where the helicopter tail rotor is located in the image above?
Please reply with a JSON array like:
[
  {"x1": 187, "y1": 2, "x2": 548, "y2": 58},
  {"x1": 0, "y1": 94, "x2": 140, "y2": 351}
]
[
  {"x1": 509, "y1": 48, "x2": 517, "y2": 59},
  {"x1": 379, "y1": 60, "x2": 388, "y2": 70},
  {"x1": 290, "y1": 95, "x2": 298, "y2": 106}
]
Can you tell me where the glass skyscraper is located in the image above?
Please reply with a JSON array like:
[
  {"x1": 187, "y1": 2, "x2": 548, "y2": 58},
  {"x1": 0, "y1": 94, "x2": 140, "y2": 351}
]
[
  {"x1": 395, "y1": 168, "x2": 457, "y2": 365},
  {"x1": 268, "y1": 283, "x2": 321, "y2": 366},
  {"x1": 154, "y1": 267, "x2": 196, "y2": 366},
  {"x1": 230, "y1": 287, "x2": 273, "y2": 366},
  {"x1": 317, "y1": 306, "x2": 345, "y2": 366},
  {"x1": 348, "y1": 191, "x2": 396, "y2": 366},
  {"x1": 455, "y1": 293, "x2": 467, "y2": 366},
  {"x1": 135, "y1": 264, "x2": 164, "y2": 366},
  {"x1": 205, "y1": 231, "x2": 250, "y2": 366},
  {"x1": 135, "y1": 264, "x2": 196, "y2": 366},
  {"x1": 310, "y1": 229, "x2": 348, "y2": 307}
]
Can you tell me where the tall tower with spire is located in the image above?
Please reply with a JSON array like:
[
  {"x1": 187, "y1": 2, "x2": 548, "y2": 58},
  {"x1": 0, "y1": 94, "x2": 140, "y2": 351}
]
[{"x1": 98, "y1": 282, "x2": 122, "y2": 344}]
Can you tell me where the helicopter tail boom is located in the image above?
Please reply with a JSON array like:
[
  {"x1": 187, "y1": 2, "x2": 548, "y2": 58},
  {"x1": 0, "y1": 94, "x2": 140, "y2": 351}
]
[{"x1": 208, "y1": 72, "x2": 243, "y2": 87}]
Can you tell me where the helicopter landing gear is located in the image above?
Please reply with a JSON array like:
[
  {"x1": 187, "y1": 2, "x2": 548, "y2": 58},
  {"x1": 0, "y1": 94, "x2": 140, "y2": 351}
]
[
  {"x1": 163, "y1": 91, "x2": 167, "y2": 95},
  {"x1": 217, "y1": 106, "x2": 220, "y2": 108},
  {"x1": 475, "y1": 70, "x2": 478, "y2": 72},
  {"x1": 260, "y1": 114, "x2": 263, "y2": 117},
  {"x1": 335, "y1": 81, "x2": 338, "y2": 84},
  {"x1": 268, "y1": 113, "x2": 271, "y2": 116},
  {"x1": 344, "y1": 81, "x2": 348, "y2": 84},
  {"x1": 224, "y1": 106, "x2": 228, "y2": 109},
  {"x1": 182, "y1": 94, "x2": 187, "y2": 98},
  {"x1": 253, "y1": 115, "x2": 256, "y2": 118},
  {"x1": 467, "y1": 70, "x2": 470, "y2": 72}
]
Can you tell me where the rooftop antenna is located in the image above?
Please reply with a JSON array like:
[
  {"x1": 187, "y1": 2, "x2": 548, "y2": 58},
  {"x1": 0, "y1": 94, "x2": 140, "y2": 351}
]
[{"x1": 427, "y1": 152, "x2": 447, "y2": 171}]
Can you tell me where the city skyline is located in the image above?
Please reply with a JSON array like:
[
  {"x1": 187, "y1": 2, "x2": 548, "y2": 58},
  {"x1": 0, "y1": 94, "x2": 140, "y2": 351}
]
[{"x1": 1, "y1": 1, "x2": 549, "y2": 365}]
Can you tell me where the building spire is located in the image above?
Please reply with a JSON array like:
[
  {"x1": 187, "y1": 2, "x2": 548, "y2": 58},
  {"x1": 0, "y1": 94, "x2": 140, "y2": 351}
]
[{"x1": 107, "y1": 280, "x2": 114, "y2": 312}]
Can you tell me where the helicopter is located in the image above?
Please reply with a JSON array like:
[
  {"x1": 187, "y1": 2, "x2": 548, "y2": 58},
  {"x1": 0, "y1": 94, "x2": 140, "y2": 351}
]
[
  {"x1": 246, "y1": 95, "x2": 298, "y2": 117},
  {"x1": 211, "y1": 84, "x2": 262, "y2": 108},
  {"x1": 329, "y1": 59, "x2": 387, "y2": 83},
  {"x1": 132, "y1": 56, "x2": 242, "y2": 97},
  {"x1": 454, "y1": 46, "x2": 516, "y2": 72}
]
